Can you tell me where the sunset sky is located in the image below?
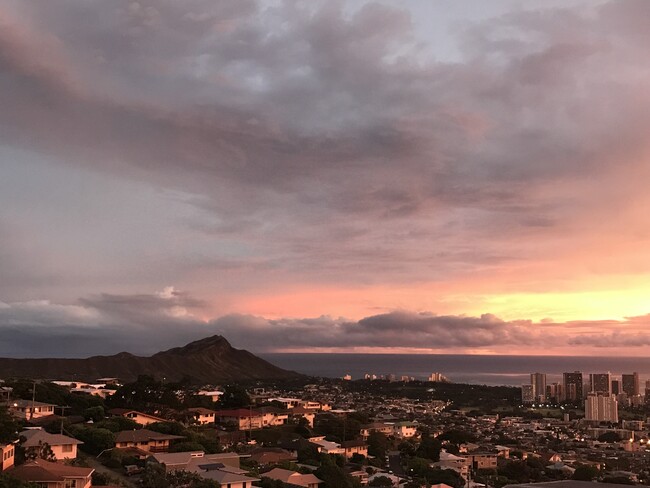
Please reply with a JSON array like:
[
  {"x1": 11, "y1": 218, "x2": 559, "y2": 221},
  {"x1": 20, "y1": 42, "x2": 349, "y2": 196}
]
[{"x1": 2, "y1": 0, "x2": 650, "y2": 357}]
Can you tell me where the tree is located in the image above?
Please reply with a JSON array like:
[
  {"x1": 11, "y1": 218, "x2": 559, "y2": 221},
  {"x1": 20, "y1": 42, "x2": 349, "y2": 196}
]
[
  {"x1": 67, "y1": 426, "x2": 114, "y2": 455},
  {"x1": 398, "y1": 440, "x2": 416, "y2": 457},
  {"x1": 219, "y1": 385, "x2": 251, "y2": 409},
  {"x1": 0, "y1": 406, "x2": 20, "y2": 444},
  {"x1": 367, "y1": 431, "x2": 388, "y2": 459},
  {"x1": 0, "y1": 473, "x2": 38, "y2": 488},
  {"x1": 598, "y1": 431, "x2": 622, "y2": 443},
  {"x1": 407, "y1": 457, "x2": 431, "y2": 477},
  {"x1": 95, "y1": 416, "x2": 139, "y2": 433},
  {"x1": 424, "y1": 468, "x2": 464, "y2": 488},
  {"x1": 369, "y1": 475, "x2": 393, "y2": 486},
  {"x1": 25, "y1": 441, "x2": 56, "y2": 462},
  {"x1": 83, "y1": 406, "x2": 105, "y2": 422},
  {"x1": 92, "y1": 471, "x2": 122, "y2": 486},
  {"x1": 350, "y1": 453, "x2": 366, "y2": 464},
  {"x1": 315, "y1": 455, "x2": 360, "y2": 488},
  {"x1": 572, "y1": 465, "x2": 599, "y2": 481},
  {"x1": 438, "y1": 429, "x2": 475, "y2": 445},
  {"x1": 416, "y1": 435, "x2": 442, "y2": 462}
]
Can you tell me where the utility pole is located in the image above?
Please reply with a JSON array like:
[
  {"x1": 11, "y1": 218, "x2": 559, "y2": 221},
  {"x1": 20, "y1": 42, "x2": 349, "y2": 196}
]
[
  {"x1": 249, "y1": 404, "x2": 252, "y2": 441},
  {"x1": 30, "y1": 381, "x2": 36, "y2": 421},
  {"x1": 57, "y1": 406, "x2": 70, "y2": 435}
]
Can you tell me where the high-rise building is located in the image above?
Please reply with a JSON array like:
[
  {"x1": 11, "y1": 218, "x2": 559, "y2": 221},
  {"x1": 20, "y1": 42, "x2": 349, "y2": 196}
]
[
  {"x1": 547, "y1": 383, "x2": 563, "y2": 403},
  {"x1": 522, "y1": 384, "x2": 534, "y2": 404},
  {"x1": 585, "y1": 393, "x2": 618, "y2": 423},
  {"x1": 563, "y1": 371, "x2": 583, "y2": 403},
  {"x1": 612, "y1": 379, "x2": 621, "y2": 395},
  {"x1": 622, "y1": 373, "x2": 640, "y2": 397},
  {"x1": 590, "y1": 373, "x2": 612, "y2": 395},
  {"x1": 531, "y1": 373, "x2": 547, "y2": 402}
]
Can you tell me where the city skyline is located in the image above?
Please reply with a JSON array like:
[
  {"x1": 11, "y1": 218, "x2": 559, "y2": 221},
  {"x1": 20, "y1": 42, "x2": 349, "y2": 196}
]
[{"x1": 2, "y1": 0, "x2": 650, "y2": 357}]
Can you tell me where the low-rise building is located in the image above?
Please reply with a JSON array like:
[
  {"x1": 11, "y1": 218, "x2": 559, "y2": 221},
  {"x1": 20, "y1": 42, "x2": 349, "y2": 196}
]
[
  {"x1": 215, "y1": 408, "x2": 288, "y2": 430},
  {"x1": 9, "y1": 400, "x2": 56, "y2": 420},
  {"x1": 462, "y1": 452, "x2": 498, "y2": 470},
  {"x1": 151, "y1": 450, "x2": 243, "y2": 471},
  {"x1": 263, "y1": 467, "x2": 324, "y2": 488},
  {"x1": 114, "y1": 429, "x2": 184, "y2": 452},
  {"x1": 309, "y1": 436, "x2": 345, "y2": 455},
  {"x1": 361, "y1": 422, "x2": 393, "y2": 440},
  {"x1": 1, "y1": 443, "x2": 15, "y2": 471},
  {"x1": 9, "y1": 458, "x2": 93, "y2": 488},
  {"x1": 108, "y1": 408, "x2": 167, "y2": 426},
  {"x1": 392, "y1": 421, "x2": 418, "y2": 438},
  {"x1": 20, "y1": 429, "x2": 83, "y2": 460},
  {"x1": 188, "y1": 407, "x2": 216, "y2": 425},
  {"x1": 433, "y1": 450, "x2": 469, "y2": 478},
  {"x1": 341, "y1": 439, "x2": 369, "y2": 459}
]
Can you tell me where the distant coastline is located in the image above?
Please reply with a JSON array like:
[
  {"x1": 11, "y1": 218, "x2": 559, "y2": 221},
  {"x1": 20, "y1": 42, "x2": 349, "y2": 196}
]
[{"x1": 259, "y1": 352, "x2": 650, "y2": 386}]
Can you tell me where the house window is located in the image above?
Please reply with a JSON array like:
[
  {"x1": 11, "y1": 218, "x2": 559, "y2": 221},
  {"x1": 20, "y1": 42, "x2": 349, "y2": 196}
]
[
  {"x1": 62, "y1": 444, "x2": 73, "y2": 452},
  {"x1": 64, "y1": 480, "x2": 77, "y2": 488}
]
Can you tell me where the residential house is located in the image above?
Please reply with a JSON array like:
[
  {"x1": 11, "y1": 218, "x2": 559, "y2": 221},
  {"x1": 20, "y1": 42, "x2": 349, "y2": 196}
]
[
  {"x1": 392, "y1": 421, "x2": 418, "y2": 438},
  {"x1": 249, "y1": 447, "x2": 297, "y2": 465},
  {"x1": 309, "y1": 437, "x2": 345, "y2": 456},
  {"x1": 9, "y1": 458, "x2": 93, "y2": 488},
  {"x1": 290, "y1": 407, "x2": 316, "y2": 427},
  {"x1": 349, "y1": 469, "x2": 369, "y2": 486},
  {"x1": 433, "y1": 450, "x2": 469, "y2": 478},
  {"x1": 71, "y1": 386, "x2": 116, "y2": 399},
  {"x1": 114, "y1": 429, "x2": 184, "y2": 452},
  {"x1": 197, "y1": 390, "x2": 223, "y2": 402},
  {"x1": 341, "y1": 439, "x2": 369, "y2": 459},
  {"x1": 298, "y1": 401, "x2": 323, "y2": 410},
  {"x1": 188, "y1": 407, "x2": 216, "y2": 425},
  {"x1": 20, "y1": 429, "x2": 83, "y2": 460},
  {"x1": 215, "y1": 408, "x2": 288, "y2": 430},
  {"x1": 257, "y1": 407, "x2": 289, "y2": 427},
  {"x1": 268, "y1": 397, "x2": 302, "y2": 409},
  {"x1": 216, "y1": 409, "x2": 265, "y2": 430},
  {"x1": 152, "y1": 454, "x2": 259, "y2": 488},
  {"x1": 361, "y1": 422, "x2": 393, "y2": 440},
  {"x1": 495, "y1": 445, "x2": 511, "y2": 458},
  {"x1": 108, "y1": 408, "x2": 166, "y2": 426},
  {"x1": 0, "y1": 386, "x2": 12, "y2": 403},
  {"x1": 197, "y1": 466, "x2": 259, "y2": 488},
  {"x1": 462, "y1": 452, "x2": 498, "y2": 470},
  {"x1": 1, "y1": 443, "x2": 15, "y2": 471},
  {"x1": 9, "y1": 400, "x2": 56, "y2": 420},
  {"x1": 151, "y1": 450, "x2": 244, "y2": 471},
  {"x1": 263, "y1": 467, "x2": 324, "y2": 488}
]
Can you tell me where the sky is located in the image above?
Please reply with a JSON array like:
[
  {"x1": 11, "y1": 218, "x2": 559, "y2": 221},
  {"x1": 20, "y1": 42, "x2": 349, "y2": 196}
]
[{"x1": 1, "y1": 0, "x2": 650, "y2": 357}]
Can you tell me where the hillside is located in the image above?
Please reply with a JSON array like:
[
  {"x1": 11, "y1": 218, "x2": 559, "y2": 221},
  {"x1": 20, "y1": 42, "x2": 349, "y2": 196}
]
[{"x1": 0, "y1": 335, "x2": 300, "y2": 383}]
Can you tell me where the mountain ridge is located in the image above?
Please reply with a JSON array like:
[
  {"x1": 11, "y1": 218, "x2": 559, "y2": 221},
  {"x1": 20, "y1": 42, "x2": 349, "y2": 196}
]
[{"x1": 0, "y1": 335, "x2": 299, "y2": 383}]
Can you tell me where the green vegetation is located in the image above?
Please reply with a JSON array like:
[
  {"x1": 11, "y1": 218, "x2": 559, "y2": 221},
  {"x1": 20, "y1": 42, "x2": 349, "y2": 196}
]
[
  {"x1": 572, "y1": 464, "x2": 599, "y2": 481},
  {"x1": 67, "y1": 424, "x2": 115, "y2": 455},
  {"x1": 148, "y1": 421, "x2": 220, "y2": 453},
  {"x1": 0, "y1": 406, "x2": 20, "y2": 443},
  {"x1": 314, "y1": 454, "x2": 361, "y2": 488},
  {"x1": 0, "y1": 473, "x2": 37, "y2": 488}
]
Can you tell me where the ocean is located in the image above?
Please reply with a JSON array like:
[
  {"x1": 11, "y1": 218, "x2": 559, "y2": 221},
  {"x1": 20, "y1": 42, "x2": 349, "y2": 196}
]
[{"x1": 258, "y1": 353, "x2": 650, "y2": 386}]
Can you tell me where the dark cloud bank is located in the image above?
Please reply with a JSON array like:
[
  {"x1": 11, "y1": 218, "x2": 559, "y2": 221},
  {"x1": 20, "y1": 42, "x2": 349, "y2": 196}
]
[{"x1": 1, "y1": 290, "x2": 650, "y2": 357}]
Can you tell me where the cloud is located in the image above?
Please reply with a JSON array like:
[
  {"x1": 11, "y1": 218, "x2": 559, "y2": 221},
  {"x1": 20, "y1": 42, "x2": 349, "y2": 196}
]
[
  {"x1": 2, "y1": 289, "x2": 650, "y2": 357},
  {"x1": 1, "y1": 1, "x2": 650, "y2": 326}
]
